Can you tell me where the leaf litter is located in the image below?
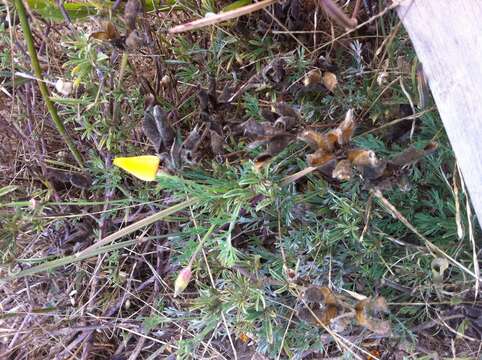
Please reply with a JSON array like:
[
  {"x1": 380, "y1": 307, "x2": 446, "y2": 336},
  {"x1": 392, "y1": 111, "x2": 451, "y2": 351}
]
[{"x1": 2, "y1": 0, "x2": 481, "y2": 359}]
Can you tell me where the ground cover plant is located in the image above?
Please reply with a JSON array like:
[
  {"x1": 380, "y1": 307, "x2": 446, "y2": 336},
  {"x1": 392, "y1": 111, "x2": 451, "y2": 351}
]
[{"x1": 0, "y1": 0, "x2": 481, "y2": 359}]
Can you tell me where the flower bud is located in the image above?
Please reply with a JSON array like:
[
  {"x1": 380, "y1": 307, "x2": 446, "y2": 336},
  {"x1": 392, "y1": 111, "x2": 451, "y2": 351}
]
[{"x1": 174, "y1": 266, "x2": 192, "y2": 297}]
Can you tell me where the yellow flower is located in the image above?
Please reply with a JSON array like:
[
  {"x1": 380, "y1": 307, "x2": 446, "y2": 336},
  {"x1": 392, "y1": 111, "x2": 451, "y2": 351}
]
[{"x1": 113, "y1": 155, "x2": 160, "y2": 181}]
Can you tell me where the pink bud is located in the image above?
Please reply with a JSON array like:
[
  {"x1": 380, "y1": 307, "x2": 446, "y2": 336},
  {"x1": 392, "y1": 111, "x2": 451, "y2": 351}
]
[{"x1": 174, "y1": 266, "x2": 192, "y2": 297}]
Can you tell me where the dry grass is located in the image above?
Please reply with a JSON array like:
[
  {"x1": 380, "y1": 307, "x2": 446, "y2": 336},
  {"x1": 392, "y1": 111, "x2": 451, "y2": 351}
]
[{"x1": 1, "y1": 0, "x2": 481, "y2": 359}]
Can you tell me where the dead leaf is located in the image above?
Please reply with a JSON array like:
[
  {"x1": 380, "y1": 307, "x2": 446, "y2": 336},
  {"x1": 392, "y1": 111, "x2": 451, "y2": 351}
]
[
  {"x1": 182, "y1": 125, "x2": 206, "y2": 163},
  {"x1": 46, "y1": 169, "x2": 91, "y2": 189},
  {"x1": 322, "y1": 72, "x2": 338, "y2": 92},
  {"x1": 265, "y1": 133, "x2": 294, "y2": 155},
  {"x1": 347, "y1": 149, "x2": 387, "y2": 179},
  {"x1": 241, "y1": 119, "x2": 270, "y2": 138},
  {"x1": 260, "y1": 108, "x2": 278, "y2": 123}
]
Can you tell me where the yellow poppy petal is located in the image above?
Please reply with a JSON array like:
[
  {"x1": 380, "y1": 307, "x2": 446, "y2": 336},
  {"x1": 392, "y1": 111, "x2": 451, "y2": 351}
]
[{"x1": 113, "y1": 155, "x2": 160, "y2": 181}]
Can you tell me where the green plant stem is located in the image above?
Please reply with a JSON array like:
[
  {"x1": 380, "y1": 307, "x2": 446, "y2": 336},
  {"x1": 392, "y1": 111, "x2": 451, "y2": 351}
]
[
  {"x1": 188, "y1": 223, "x2": 216, "y2": 268},
  {"x1": 15, "y1": 0, "x2": 84, "y2": 167},
  {"x1": 76, "y1": 198, "x2": 198, "y2": 256},
  {"x1": 1, "y1": 198, "x2": 198, "y2": 283}
]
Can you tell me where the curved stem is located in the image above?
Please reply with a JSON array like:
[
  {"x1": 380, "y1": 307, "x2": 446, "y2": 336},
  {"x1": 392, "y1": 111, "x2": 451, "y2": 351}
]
[{"x1": 15, "y1": 0, "x2": 84, "y2": 167}]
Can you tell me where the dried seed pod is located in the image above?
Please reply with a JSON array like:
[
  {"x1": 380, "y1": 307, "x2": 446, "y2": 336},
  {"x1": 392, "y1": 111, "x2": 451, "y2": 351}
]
[
  {"x1": 68, "y1": 173, "x2": 92, "y2": 189},
  {"x1": 319, "y1": 0, "x2": 357, "y2": 30},
  {"x1": 389, "y1": 142, "x2": 438, "y2": 167},
  {"x1": 431, "y1": 257, "x2": 449, "y2": 284},
  {"x1": 143, "y1": 107, "x2": 162, "y2": 151},
  {"x1": 125, "y1": 29, "x2": 144, "y2": 49},
  {"x1": 355, "y1": 297, "x2": 391, "y2": 335},
  {"x1": 303, "y1": 69, "x2": 322, "y2": 86},
  {"x1": 153, "y1": 105, "x2": 174, "y2": 150},
  {"x1": 297, "y1": 304, "x2": 338, "y2": 326},
  {"x1": 304, "y1": 286, "x2": 324, "y2": 303},
  {"x1": 210, "y1": 130, "x2": 224, "y2": 156},
  {"x1": 337, "y1": 109, "x2": 355, "y2": 145},
  {"x1": 417, "y1": 63, "x2": 429, "y2": 109},
  {"x1": 274, "y1": 116, "x2": 297, "y2": 130},
  {"x1": 307, "y1": 150, "x2": 335, "y2": 167},
  {"x1": 332, "y1": 159, "x2": 353, "y2": 180},
  {"x1": 241, "y1": 119, "x2": 267, "y2": 137},
  {"x1": 272, "y1": 102, "x2": 300, "y2": 120},
  {"x1": 261, "y1": 108, "x2": 278, "y2": 123},
  {"x1": 299, "y1": 130, "x2": 336, "y2": 152},
  {"x1": 397, "y1": 174, "x2": 412, "y2": 192},
  {"x1": 322, "y1": 71, "x2": 338, "y2": 92},
  {"x1": 90, "y1": 21, "x2": 125, "y2": 50},
  {"x1": 265, "y1": 133, "x2": 294, "y2": 155},
  {"x1": 348, "y1": 149, "x2": 378, "y2": 167},
  {"x1": 254, "y1": 153, "x2": 273, "y2": 170}
]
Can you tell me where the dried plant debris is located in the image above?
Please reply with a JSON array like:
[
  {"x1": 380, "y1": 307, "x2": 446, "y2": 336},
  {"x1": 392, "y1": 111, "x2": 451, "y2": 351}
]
[
  {"x1": 181, "y1": 124, "x2": 209, "y2": 164},
  {"x1": 143, "y1": 105, "x2": 175, "y2": 153},
  {"x1": 298, "y1": 109, "x2": 356, "y2": 169},
  {"x1": 228, "y1": 58, "x2": 288, "y2": 102},
  {"x1": 322, "y1": 71, "x2": 338, "y2": 92},
  {"x1": 262, "y1": 57, "x2": 287, "y2": 84},
  {"x1": 46, "y1": 169, "x2": 92, "y2": 190},
  {"x1": 241, "y1": 102, "x2": 301, "y2": 167},
  {"x1": 124, "y1": 0, "x2": 141, "y2": 31},
  {"x1": 298, "y1": 286, "x2": 338, "y2": 326},
  {"x1": 355, "y1": 297, "x2": 391, "y2": 336},
  {"x1": 90, "y1": 21, "x2": 126, "y2": 50},
  {"x1": 90, "y1": 2, "x2": 144, "y2": 51},
  {"x1": 298, "y1": 109, "x2": 437, "y2": 189},
  {"x1": 431, "y1": 257, "x2": 449, "y2": 284},
  {"x1": 298, "y1": 286, "x2": 391, "y2": 336}
]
